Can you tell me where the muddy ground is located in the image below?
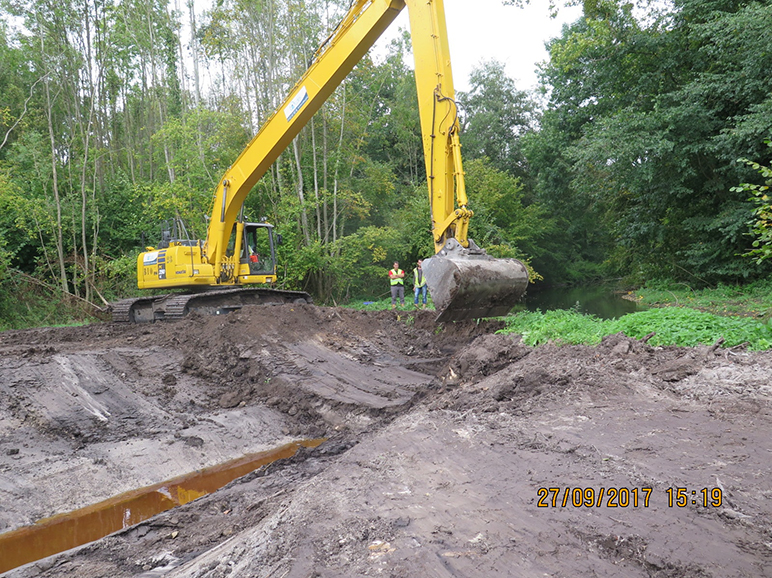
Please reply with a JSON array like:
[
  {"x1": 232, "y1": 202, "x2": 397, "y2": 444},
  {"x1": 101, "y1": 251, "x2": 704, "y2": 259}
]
[{"x1": 1, "y1": 303, "x2": 772, "y2": 577}]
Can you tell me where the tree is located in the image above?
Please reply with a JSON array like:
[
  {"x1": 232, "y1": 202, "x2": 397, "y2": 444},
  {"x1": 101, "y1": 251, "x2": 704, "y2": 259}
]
[
  {"x1": 733, "y1": 146, "x2": 772, "y2": 263},
  {"x1": 458, "y1": 60, "x2": 537, "y2": 180},
  {"x1": 526, "y1": 0, "x2": 772, "y2": 284}
]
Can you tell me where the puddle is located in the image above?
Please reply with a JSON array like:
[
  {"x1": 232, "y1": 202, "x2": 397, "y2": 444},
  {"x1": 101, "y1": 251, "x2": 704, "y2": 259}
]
[{"x1": 0, "y1": 439, "x2": 324, "y2": 573}]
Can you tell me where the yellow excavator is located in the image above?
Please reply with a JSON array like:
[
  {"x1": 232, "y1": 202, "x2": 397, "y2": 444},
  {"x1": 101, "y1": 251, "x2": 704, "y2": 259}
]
[{"x1": 112, "y1": 0, "x2": 528, "y2": 323}]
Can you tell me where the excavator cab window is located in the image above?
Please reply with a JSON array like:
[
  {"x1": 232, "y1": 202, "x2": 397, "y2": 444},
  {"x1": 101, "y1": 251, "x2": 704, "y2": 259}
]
[{"x1": 241, "y1": 224, "x2": 275, "y2": 275}]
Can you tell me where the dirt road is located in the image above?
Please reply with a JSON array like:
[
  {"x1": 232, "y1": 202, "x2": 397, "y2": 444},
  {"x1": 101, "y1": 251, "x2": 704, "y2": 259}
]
[{"x1": 1, "y1": 304, "x2": 771, "y2": 577}]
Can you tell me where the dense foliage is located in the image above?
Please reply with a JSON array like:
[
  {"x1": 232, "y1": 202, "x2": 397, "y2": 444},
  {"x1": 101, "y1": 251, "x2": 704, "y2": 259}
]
[
  {"x1": 0, "y1": 0, "x2": 552, "y2": 320},
  {"x1": 0, "y1": 0, "x2": 771, "y2": 328},
  {"x1": 733, "y1": 143, "x2": 772, "y2": 263},
  {"x1": 526, "y1": 0, "x2": 772, "y2": 284}
]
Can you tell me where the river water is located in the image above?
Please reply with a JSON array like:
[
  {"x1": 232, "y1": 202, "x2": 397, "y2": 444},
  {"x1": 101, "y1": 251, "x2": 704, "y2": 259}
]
[{"x1": 514, "y1": 284, "x2": 641, "y2": 319}]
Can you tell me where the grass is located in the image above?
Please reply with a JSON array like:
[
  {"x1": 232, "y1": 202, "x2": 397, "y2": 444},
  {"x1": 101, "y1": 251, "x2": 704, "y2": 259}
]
[
  {"x1": 631, "y1": 278, "x2": 772, "y2": 318},
  {"x1": 0, "y1": 277, "x2": 102, "y2": 331},
  {"x1": 498, "y1": 307, "x2": 772, "y2": 351},
  {"x1": 497, "y1": 308, "x2": 611, "y2": 347},
  {"x1": 345, "y1": 297, "x2": 435, "y2": 312}
]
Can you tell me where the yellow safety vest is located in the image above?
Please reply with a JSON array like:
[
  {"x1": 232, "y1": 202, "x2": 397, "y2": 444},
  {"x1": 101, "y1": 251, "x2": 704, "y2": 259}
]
[
  {"x1": 414, "y1": 267, "x2": 426, "y2": 288},
  {"x1": 389, "y1": 269, "x2": 404, "y2": 285}
]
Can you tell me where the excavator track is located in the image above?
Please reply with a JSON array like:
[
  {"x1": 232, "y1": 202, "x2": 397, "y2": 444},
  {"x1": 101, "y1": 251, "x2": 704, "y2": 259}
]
[
  {"x1": 111, "y1": 288, "x2": 313, "y2": 323},
  {"x1": 110, "y1": 297, "x2": 159, "y2": 323}
]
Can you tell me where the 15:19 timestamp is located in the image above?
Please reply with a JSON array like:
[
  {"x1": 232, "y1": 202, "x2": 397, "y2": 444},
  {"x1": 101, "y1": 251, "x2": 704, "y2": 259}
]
[{"x1": 665, "y1": 487, "x2": 722, "y2": 507}]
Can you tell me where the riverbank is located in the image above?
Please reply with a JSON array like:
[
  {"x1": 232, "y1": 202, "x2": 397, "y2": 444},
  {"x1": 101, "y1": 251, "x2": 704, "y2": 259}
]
[
  {"x1": 499, "y1": 306, "x2": 772, "y2": 350},
  {"x1": 348, "y1": 280, "x2": 772, "y2": 351},
  {"x1": 629, "y1": 278, "x2": 772, "y2": 318}
]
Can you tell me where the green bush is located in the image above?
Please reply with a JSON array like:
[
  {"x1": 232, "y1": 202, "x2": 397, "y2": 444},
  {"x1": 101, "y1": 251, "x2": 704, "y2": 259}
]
[
  {"x1": 611, "y1": 308, "x2": 772, "y2": 350},
  {"x1": 497, "y1": 309, "x2": 611, "y2": 346},
  {"x1": 499, "y1": 307, "x2": 772, "y2": 350},
  {"x1": 0, "y1": 276, "x2": 97, "y2": 330}
]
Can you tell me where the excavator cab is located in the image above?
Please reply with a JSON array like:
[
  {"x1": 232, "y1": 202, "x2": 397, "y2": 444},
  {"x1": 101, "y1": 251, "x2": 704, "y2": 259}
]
[{"x1": 240, "y1": 222, "x2": 278, "y2": 276}]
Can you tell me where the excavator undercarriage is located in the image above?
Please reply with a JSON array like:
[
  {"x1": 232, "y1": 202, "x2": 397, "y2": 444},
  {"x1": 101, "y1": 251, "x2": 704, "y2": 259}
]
[{"x1": 111, "y1": 288, "x2": 313, "y2": 323}]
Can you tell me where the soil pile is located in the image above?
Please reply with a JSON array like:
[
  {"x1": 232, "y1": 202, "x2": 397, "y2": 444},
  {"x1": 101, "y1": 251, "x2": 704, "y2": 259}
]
[{"x1": 1, "y1": 305, "x2": 771, "y2": 577}]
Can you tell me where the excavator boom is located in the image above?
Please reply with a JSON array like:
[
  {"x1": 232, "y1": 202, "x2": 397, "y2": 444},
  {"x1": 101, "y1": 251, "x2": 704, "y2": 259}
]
[
  {"x1": 404, "y1": 0, "x2": 528, "y2": 320},
  {"x1": 204, "y1": 0, "x2": 405, "y2": 279}
]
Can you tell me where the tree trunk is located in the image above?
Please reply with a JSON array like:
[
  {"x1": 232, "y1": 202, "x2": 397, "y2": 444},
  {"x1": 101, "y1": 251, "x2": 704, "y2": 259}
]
[
  {"x1": 80, "y1": 81, "x2": 98, "y2": 303},
  {"x1": 322, "y1": 108, "x2": 329, "y2": 245},
  {"x1": 332, "y1": 82, "x2": 347, "y2": 249},
  {"x1": 293, "y1": 138, "x2": 311, "y2": 244},
  {"x1": 41, "y1": 28, "x2": 68, "y2": 295},
  {"x1": 188, "y1": 0, "x2": 202, "y2": 106},
  {"x1": 311, "y1": 117, "x2": 322, "y2": 241}
]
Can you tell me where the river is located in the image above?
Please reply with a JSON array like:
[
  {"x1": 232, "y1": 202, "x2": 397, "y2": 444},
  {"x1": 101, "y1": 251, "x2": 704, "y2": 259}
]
[{"x1": 514, "y1": 284, "x2": 642, "y2": 319}]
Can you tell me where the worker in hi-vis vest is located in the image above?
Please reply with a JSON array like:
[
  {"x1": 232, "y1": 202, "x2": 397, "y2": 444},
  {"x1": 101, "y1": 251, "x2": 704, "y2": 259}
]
[
  {"x1": 388, "y1": 261, "x2": 405, "y2": 309},
  {"x1": 413, "y1": 259, "x2": 427, "y2": 308}
]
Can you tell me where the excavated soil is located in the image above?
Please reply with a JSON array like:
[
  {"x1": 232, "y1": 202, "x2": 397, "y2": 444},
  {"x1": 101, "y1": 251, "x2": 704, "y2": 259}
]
[{"x1": 2, "y1": 303, "x2": 772, "y2": 577}]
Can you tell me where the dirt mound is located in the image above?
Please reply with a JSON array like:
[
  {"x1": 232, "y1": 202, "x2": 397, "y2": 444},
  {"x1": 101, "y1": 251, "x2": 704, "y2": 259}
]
[{"x1": 3, "y1": 305, "x2": 772, "y2": 577}]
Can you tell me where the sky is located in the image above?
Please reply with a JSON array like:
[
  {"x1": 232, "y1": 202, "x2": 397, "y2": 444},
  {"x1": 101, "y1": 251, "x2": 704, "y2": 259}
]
[
  {"x1": 177, "y1": 0, "x2": 583, "y2": 97},
  {"x1": 372, "y1": 0, "x2": 584, "y2": 93},
  {"x1": 3, "y1": 0, "x2": 581, "y2": 96}
]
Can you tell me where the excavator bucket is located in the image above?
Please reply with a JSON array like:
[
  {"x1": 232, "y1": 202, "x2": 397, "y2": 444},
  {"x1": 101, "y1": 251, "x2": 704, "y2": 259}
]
[{"x1": 423, "y1": 239, "x2": 529, "y2": 323}]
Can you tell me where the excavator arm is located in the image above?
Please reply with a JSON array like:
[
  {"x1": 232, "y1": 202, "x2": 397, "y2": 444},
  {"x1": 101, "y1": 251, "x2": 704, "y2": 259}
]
[
  {"x1": 207, "y1": 0, "x2": 474, "y2": 275},
  {"x1": 406, "y1": 0, "x2": 472, "y2": 252},
  {"x1": 406, "y1": 0, "x2": 529, "y2": 320},
  {"x1": 205, "y1": 0, "x2": 405, "y2": 281}
]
